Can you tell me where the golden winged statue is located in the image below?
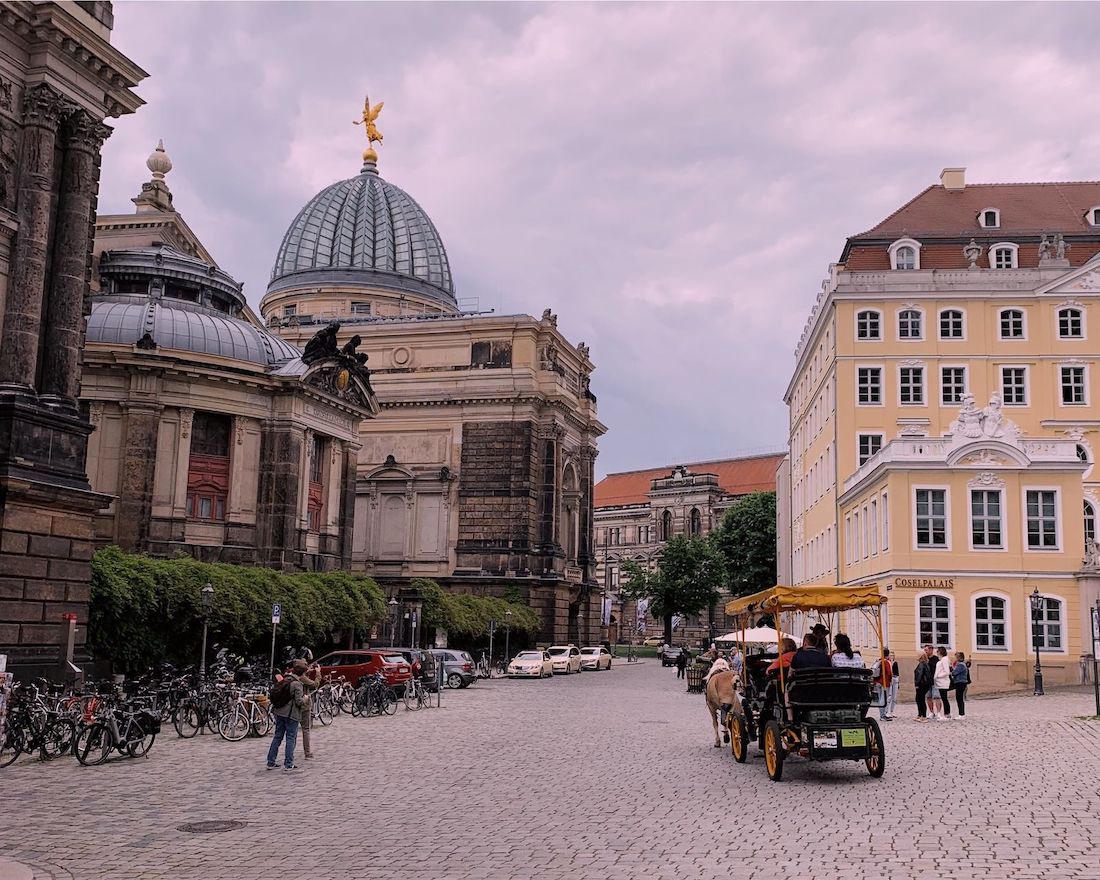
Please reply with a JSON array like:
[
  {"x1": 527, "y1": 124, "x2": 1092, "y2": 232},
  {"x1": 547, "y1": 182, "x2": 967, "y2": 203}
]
[{"x1": 354, "y1": 95, "x2": 384, "y2": 147}]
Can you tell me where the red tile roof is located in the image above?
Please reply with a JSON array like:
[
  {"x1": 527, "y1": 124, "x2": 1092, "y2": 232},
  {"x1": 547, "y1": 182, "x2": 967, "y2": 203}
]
[
  {"x1": 594, "y1": 453, "x2": 785, "y2": 508},
  {"x1": 850, "y1": 182, "x2": 1100, "y2": 241}
]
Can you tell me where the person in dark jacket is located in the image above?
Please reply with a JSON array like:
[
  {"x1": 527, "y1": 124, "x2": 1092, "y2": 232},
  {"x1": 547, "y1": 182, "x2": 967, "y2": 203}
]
[
  {"x1": 675, "y1": 648, "x2": 689, "y2": 679},
  {"x1": 951, "y1": 652, "x2": 971, "y2": 719},
  {"x1": 791, "y1": 633, "x2": 831, "y2": 670},
  {"x1": 267, "y1": 660, "x2": 307, "y2": 770},
  {"x1": 913, "y1": 654, "x2": 932, "y2": 721}
]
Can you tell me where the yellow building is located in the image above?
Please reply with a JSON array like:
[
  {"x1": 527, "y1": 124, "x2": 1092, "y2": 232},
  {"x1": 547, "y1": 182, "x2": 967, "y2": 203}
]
[{"x1": 780, "y1": 168, "x2": 1100, "y2": 690}]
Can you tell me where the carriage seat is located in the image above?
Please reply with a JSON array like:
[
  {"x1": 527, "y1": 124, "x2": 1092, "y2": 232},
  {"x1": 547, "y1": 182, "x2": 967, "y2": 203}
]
[{"x1": 785, "y1": 667, "x2": 872, "y2": 707}]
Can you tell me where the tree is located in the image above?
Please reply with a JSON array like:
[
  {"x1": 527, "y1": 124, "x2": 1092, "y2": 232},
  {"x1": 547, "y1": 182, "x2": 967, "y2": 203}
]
[
  {"x1": 621, "y1": 536, "x2": 724, "y2": 643},
  {"x1": 709, "y1": 491, "x2": 777, "y2": 597}
]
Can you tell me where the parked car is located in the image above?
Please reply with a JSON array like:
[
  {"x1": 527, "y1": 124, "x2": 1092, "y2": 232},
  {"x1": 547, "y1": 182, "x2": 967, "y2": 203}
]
[
  {"x1": 580, "y1": 646, "x2": 613, "y2": 671},
  {"x1": 507, "y1": 650, "x2": 554, "y2": 678},
  {"x1": 660, "y1": 645, "x2": 683, "y2": 667},
  {"x1": 546, "y1": 644, "x2": 583, "y2": 674},
  {"x1": 388, "y1": 647, "x2": 439, "y2": 691},
  {"x1": 427, "y1": 649, "x2": 477, "y2": 688},
  {"x1": 315, "y1": 650, "x2": 412, "y2": 691},
  {"x1": 641, "y1": 636, "x2": 665, "y2": 647}
]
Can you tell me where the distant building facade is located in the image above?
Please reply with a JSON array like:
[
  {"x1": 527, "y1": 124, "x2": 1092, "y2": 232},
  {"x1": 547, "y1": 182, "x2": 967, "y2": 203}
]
[
  {"x1": 779, "y1": 167, "x2": 1100, "y2": 690},
  {"x1": 594, "y1": 454, "x2": 784, "y2": 644}
]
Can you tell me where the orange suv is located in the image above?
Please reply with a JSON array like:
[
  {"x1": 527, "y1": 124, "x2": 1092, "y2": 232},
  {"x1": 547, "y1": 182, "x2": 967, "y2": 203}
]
[{"x1": 315, "y1": 650, "x2": 412, "y2": 691}]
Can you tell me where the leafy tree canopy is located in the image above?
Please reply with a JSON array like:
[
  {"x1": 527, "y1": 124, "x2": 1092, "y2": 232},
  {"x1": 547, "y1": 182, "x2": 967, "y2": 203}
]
[
  {"x1": 414, "y1": 578, "x2": 540, "y2": 638},
  {"x1": 709, "y1": 491, "x2": 778, "y2": 596},
  {"x1": 622, "y1": 536, "x2": 724, "y2": 639}
]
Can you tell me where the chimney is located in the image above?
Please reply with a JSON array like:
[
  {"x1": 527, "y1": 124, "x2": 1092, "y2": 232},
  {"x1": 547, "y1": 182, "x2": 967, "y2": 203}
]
[{"x1": 940, "y1": 167, "x2": 966, "y2": 191}]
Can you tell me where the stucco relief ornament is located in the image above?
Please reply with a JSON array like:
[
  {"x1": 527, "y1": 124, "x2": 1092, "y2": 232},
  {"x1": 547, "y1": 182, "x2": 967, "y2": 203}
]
[
  {"x1": 1055, "y1": 233, "x2": 1069, "y2": 260},
  {"x1": 963, "y1": 239, "x2": 982, "y2": 270},
  {"x1": 1038, "y1": 235, "x2": 1052, "y2": 263},
  {"x1": 1075, "y1": 270, "x2": 1100, "y2": 291},
  {"x1": 300, "y1": 321, "x2": 376, "y2": 407},
  {"x1": 1083, "y1": 539, "x2": 1100, "y2": 572},
  {"x1": 968, "y1": 471, "x2": 1005, "y2": 488},
  {"x1": 981, "y1": 393, "x2": 1015, "y2": 438},
  {"x1": 949, "y1": 394, "x2": 983, "y2": 439}
]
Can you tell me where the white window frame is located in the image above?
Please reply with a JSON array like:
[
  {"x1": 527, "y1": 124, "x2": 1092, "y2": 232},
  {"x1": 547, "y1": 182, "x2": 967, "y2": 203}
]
[
  {"x1": 990, "y1": 242, "x2": 1018, "y2": 269},
  {"x1": 998, "y1": 308, "x2": 1027, "y2": 340},
  {"x1": 940, "y1": 364, "x2": 968, "y2": 406},
  {"x1": 1057, "y1": 307, "x2": 1085, "y2": 340},
  {"x1": 913, "y1": 485, "x2": 951, "y2": 550},
  {"x1": 855, "y1": 309, "x2": 882, "y2": 341},
  {"x1": 938, "y1": 308, "x2": 966, "y2": 340},
  {"x1": 973, "y1": 592, "x2": 1011, "y2": 654},
  {"x1": 889, "y1": 238, "x2": 922, "y2": 271},
  {"x1": 1085, "y1": 499, "x2": 1096, "y2": 545},
  {"x1": 844, "y1": 515, "x2": 852, "y2": 564},
  {"x1": 968, "y1": 487, "x2": 1006, "y2": 551},
  {"x1": 1022, "y1": 487, "x2": 1061, "y2": 552},
  {"x1": 856, "y1": 364, "x2": 884, "y2": 407},
  {"x1": 857, "y1": 433, "x2": 883, "y2": 467},
  {"x1": 1087, "y1": 207, "x2": 1100, "y2": 227},
  {"x1": 881, "y1": 491, "x2": 889, "y2": 551},
  {"x1": 1058, "y1": 364, "x2": 1088, "y2": 407},
  {"x1": 898, "y1": 364, "x2": 926, "y2": 406},
  {"x1": 979, "y1": 208, "x2": 1001, "y2": 229},
  {"x1": 870, "y1": 498, "x2": 878, "y2": 555},
  {"x1": 853, "y1": 509, "x2": 861, "y2": 561},
  {"x1": 1000, "y1": 365, "x2": 1029, "y2": 406},
  {"x1": 896, "y1": 307, "x2": 924, "y2": 341},
  {"x1": 915, "y1": 592, "x2": 953, "y2": 651},
  {"x1": 1030, "y1": 594, "x2": 1068, "y2": 655}
]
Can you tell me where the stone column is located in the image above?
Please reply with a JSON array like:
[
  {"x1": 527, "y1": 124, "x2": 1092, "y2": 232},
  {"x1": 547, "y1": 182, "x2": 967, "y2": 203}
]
[
  {"x1": 115, "y1": 402, "x2": 162, "y2": 551},
  {"x1": 40, "y1": 111, "x2": 112, "y2": 408},
  {"x1": 0, "y1": 84, "x2": 66, "y2": 393},
  {"x1": 339, "y1": 440, "x2": 360, "y2": 569}
]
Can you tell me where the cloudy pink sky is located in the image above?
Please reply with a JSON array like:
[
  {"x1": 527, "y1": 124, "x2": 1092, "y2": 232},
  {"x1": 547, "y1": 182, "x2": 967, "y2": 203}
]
[{"x1": 98, "y1": 2, "x2": 1100, "y2": 478}]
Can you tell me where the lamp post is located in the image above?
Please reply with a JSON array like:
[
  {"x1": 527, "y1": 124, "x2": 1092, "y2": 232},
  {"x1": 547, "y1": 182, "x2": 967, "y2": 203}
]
[
  {"x1": 504, "y1": 609, "x2": 514, "y2": 666},
  {"x1": 388, "y1": 597, "x2": 398, "y2": 647},
  {"x1": 1029, "y1": 587, "x2": 1045, "y2": 696},
  {"x1": 199, "y1": 582, "x2": 214, "y2": 680}
]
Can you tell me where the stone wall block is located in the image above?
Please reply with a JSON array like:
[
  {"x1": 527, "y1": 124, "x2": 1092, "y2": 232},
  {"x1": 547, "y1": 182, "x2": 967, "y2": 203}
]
[
  {"x1": 68, "y1": 540, "x2": 93, "y2": 561},
  {"x1": 0, "y1": 600, "x2": 44, "y2": 622},
  {"x1": 23, "y1": 581, "x2": 66, "y2": 602},
  {"x1": 65, "y1": 582, "x2": 91, "y2": 603},
  {"x1": 1, "y1": 531, "x2": 29, "y2": 555},
  {"x1": 4, "y1": 508, "x2": 52, "y2": 535},
  {"x1": 28, "y1": 534, "x2": 71, "y2": 558},
  {"x1": 0, "y1": 577, "x2": 24, "y2": 599},
  {"x1": 46, "y1": 558, "x2": 88, "y2": 582},
  {"x1": 0, "y1": 554, "x2": 48, "y2": 578},
  {"x1": 51, "y1": 514, "x2": 93, "y2": 540},
  {"x1": 18, "y1": 624, "x2": 66, "y2": 645}
]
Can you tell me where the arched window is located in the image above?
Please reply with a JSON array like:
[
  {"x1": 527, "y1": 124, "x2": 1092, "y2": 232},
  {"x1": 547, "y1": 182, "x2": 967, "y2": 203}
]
[
  {"x1": 1087, "y1": 207, "x2": 1100, "y2": 227},
  {"x1": 889, "y1": 238, "x2": 921, "y2": 271},
  {"x1": 979, "y1": 208, "x2": 1000, "y2": 229},
  {"x1": 1085, "y1": 500, "x2": 1096, "y2": 544},
  {"x1": 999, "y1": 308, "x2": 1025, "y2": 339},
  {"x1": 689, "y1": 508, "x2": 702, "y2": 537},
  {"x1": 917, "y1": 594, "x2": 952, "y2": 648},
  {"x1": 660, "y1": 509, "x2": 673, "y2": 542},
  {"x1": 974, "y1": 595, "x2": 1008, "y2": 652},
  {"x1": 1058, "y1": 307, "x2": 1084, "y2": 339},
  {"x1": 939, "y1": 309, "x2": 965, "y2": 339},
  {"x1": 898, "y1": 309, "x2": 923, "y2": 340},
  {"x1": 1032, "y1": 596, "x2": 1065, "y2": 651},
  {"x1": 990, "y1": 242, "x2": 1018, "y2": 269},
  {"x1": 856, "y1": 310, "x2": 881, "y2": 341}
]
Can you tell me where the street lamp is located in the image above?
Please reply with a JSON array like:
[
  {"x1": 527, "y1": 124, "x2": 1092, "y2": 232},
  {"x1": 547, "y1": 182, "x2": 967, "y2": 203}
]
[
  {"x1": 1029, "y1": 587, "x2": 1045, "y2": 696},
  {"x1": 504, "y1": 609, "x2": 514, "y2": 666},
  {"x1": 388, "y1": 597, "x2": 398, "y2": 647},
  {"x1": 199, "y1": 582, "x2": 214, "y2": 680}
]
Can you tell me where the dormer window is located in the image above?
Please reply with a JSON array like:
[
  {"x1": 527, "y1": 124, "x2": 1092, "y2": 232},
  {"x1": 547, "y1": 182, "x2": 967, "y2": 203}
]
[
  {"x1": 990, "y1": 243, "x2": 1018, "y2": 269},
  {"x1": 1088, "y1": 207, "x2": 1100, "y2": 226},
  {"x1": 979, "y1": 208, "x2": 1000, "y2": 229},
  {"x1": 889, "y1": 238, "x2": 921, "y2": 271}
]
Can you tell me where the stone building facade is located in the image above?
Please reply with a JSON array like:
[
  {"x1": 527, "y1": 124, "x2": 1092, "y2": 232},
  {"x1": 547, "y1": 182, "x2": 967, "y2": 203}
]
[
  {"x1": 82, "y1": 145, "x2": 377, "y2": 571},
  {"x1": 779, "y1": 167, "x2": 1100, "y2": 689},
  {"x1": 261, "y1": 148, "x2": 606, "y2": 644},
  {"x1": 0, "y1": 1, "x2": 145, "y2": 675},
  {"x1": 593, "y1": 454, "x2": 784, "y2": 644}
]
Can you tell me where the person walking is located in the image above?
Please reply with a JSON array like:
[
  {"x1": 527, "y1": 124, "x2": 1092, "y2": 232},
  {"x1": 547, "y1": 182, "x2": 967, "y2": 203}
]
[
  {"x1": 675, "y1": 647, "x2": 688, "y2": 680},
  {"x1": 886, "y1": 651, "x2": 900, "y2": 720},
  {"x1": 934, "y1": 647, "x2": 952, "y2": 719},
  {"x1": 914, "y1": 653, "x2": 932, "y2": 721},
  {"x1": 299, "y1": 660, "x2": 322, "y2": 759},
  {"x1": 267, "y1": 659, "x2": 307, "y2": 771},
  {"x1": 951, "y1": 651, "x2": 970, "y2": 719},
  {"x1": 872, "y1": 646, "x2": 893, "y2": 721}
]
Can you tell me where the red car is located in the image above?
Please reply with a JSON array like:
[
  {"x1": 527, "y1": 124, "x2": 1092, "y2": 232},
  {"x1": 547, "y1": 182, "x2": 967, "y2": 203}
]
[{"x1": 316, "y1": 650, "x2": 412, "y2": 690}]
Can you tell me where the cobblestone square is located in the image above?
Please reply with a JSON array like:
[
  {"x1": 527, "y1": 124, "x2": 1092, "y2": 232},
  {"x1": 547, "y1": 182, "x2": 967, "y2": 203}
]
[{"x1": 3, "y1": 663, "x2": 1099, "y2": 880}]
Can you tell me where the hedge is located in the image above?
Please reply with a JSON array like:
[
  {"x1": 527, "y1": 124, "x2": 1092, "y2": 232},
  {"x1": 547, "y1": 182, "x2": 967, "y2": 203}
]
[
  {"x1": 89, "y1": 546, "x2": 386, "y2": 672},
  {"x1": 413, "y1": 578, "x2": 541, "y2": 638}
]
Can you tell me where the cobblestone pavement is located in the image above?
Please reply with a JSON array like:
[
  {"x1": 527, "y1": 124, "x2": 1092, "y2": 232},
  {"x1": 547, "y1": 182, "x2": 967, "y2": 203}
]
[{"x1": 3, "y1": 663, "x2": 1100, "y2": 880}]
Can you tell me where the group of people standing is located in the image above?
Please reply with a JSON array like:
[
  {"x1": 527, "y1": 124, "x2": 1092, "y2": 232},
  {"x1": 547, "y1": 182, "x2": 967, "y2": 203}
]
[
  {"x1": 913, "y1": 644, "x2": 970, "y2": 721},
  {"x1": 265, "y1": 657, "x2": 322, "y2": 770}
]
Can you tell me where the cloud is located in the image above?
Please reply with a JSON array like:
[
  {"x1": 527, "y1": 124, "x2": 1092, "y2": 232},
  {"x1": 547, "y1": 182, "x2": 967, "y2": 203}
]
[{"x1": 98, "y1": 1, "x2": 1100, "y2": 477}]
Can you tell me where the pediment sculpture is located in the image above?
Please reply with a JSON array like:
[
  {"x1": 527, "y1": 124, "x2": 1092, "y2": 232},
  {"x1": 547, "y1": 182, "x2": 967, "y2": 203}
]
[
  {"x1": 947, "y1": 394, "x2": 1020, "y2": 441},
  {"x1": 299, "y1": 321, "x2": 377, "y2": 411}
]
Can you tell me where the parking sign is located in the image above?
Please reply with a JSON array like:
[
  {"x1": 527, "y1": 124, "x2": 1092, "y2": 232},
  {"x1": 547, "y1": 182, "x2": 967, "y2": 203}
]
[{"x1": 272, "y1": 603, "x2": 282, "y2": 624}]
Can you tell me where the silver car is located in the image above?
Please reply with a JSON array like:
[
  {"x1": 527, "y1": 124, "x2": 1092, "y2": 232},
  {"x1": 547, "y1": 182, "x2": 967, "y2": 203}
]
[{"x1": 427, "y1": 649, "x2": 477, "y2": 688}]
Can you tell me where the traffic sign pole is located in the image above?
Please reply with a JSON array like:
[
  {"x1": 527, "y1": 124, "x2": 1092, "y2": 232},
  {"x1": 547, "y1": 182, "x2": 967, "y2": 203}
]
[
  {"x1": 1091, "y1": 602, "x2": 1100, "y2": 718},
  {"x1": 270, "y1": 603, "x2": 282, "y2": 676}
]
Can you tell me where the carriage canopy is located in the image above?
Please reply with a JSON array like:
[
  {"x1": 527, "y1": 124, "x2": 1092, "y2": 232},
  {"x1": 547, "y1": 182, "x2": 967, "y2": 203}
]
[{"x1": 724, "y1": 584, "x2": 886, "y2": 618}]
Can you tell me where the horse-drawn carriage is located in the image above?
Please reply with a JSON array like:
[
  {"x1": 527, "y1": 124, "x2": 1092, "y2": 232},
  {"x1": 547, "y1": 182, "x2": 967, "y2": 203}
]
[{"x1": 716, "y1": 584, "x2": 886, "y2": 782}]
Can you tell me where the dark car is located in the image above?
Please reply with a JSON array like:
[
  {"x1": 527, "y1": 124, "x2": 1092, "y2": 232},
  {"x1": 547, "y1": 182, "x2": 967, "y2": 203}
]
[
  {"x1": 315, "y1": 650, "x2": 412, "y2": 691},
  {"x1": 388, "y1": 647, "x2": 439, "y2": 691}
]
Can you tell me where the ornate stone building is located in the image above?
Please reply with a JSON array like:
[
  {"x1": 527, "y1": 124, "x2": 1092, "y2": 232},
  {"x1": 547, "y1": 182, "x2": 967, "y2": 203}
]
[
  {"x1": 0, "y1": 1, "x2": 145, "y2": 675},
  {"x1": 593, "y1": 453, "x2": 784, "y2": 643},
  {"x1": 82, "y1": 144, "x2": 377, "y2": 571},
  {"x1": 260, "y1": 129, "x2": 606, "y2": 644}
]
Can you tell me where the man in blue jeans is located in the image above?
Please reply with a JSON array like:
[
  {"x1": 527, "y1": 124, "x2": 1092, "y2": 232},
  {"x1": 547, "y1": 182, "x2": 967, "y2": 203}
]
[{"x1": 267, "y1": 659, "x2": 307, "y2": 771}]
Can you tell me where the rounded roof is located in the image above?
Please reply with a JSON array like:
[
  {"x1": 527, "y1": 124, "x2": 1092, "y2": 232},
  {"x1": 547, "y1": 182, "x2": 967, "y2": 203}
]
[
  {"x1": 87, "y1": 297, "x2": 300, "y2": 366},
  {"x1": 267, "y1": 162, "x2": 456, "y2": 306}
]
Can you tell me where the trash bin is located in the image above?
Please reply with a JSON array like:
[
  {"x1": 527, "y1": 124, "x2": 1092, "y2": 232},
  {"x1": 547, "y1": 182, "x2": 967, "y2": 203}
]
[{"x1": 686, "y1": 665, "x2": 705, "y2": 694}]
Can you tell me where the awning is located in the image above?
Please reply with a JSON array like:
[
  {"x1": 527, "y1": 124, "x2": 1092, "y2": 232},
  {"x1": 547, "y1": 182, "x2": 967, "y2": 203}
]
[{"x1": 725, "y1": 584, "x2": 886, "y2": 617}]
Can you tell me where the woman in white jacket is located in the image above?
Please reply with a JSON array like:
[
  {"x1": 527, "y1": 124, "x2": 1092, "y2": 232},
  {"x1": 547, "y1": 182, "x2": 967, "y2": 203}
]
[{"x1": 933, "y1": 646, "x2": 953, "y2": 719}]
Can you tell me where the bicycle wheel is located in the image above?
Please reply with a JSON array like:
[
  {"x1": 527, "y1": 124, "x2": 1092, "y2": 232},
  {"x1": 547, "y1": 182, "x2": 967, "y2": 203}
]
[
  {"x1": 403, "y1": 685, "x2": 419, "y2": 712},
  {"x1": 382, "y1": 688, "x2": 398, "y2": 716},
  {"x1": 217, "y1": 706, "x2": 250, "y2": 742},
  {"x1": 251, "y1": 706, "x2": 273, "y2": 738},
  {"x1": 127, "y1": 722, "x2": 157, "y2": 758},
  {"x1": 41, "y1": 717, "x2": 76, "y2": 760},
  {"x1": 0, "y1": 724, "x2": 25, "y2": 768},
  {"x1": 74, "y1": 722, "x2": 113, "y2": 766},
  {"x1": 173, "y1": 702, "x2": 202, "y2": 738}
]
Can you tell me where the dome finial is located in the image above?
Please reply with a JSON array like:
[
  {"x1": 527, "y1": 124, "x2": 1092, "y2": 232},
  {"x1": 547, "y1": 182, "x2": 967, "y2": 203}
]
[
  {"x1": 146, "y1": 139, "x2": 172, "y2": 181},
  {"x1": 353, "y1": 93, "x2": 384, "y2": 172}
]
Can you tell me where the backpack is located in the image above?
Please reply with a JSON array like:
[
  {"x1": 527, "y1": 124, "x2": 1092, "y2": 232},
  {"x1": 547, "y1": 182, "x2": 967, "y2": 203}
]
[{"x1": 269, "y1": 677, "x2": 294, "y2": 709}]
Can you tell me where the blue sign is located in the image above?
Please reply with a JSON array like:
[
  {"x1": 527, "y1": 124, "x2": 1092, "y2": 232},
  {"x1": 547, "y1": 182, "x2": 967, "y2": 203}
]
[{"x1": 272, "y1": 603, "x2": 282, "y2": 624}]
